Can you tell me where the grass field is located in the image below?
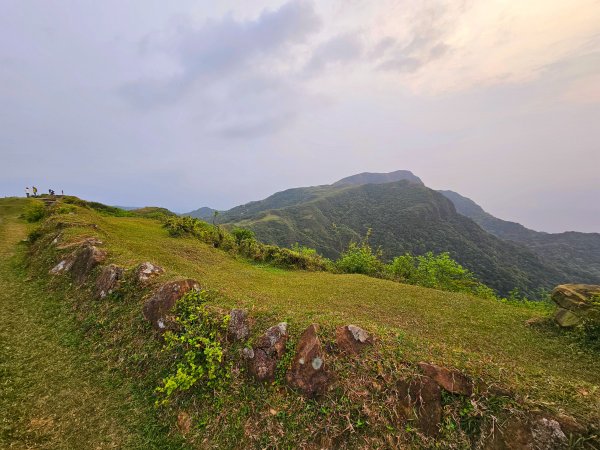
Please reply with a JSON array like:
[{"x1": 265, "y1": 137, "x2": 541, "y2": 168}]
[{"x1": 1, "y1": 197, "x2": 598, "y2": 448}]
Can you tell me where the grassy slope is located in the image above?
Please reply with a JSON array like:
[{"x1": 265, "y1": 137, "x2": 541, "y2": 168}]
[
  {"x1": 64, "y1": 202, "x2": 598, "y2": 418},
  {"x1": 0, "y1": 198, "x2": 184, "y2": 449},
  {"x1": 2, "y1": 197, "x2": 599, "y2": 447}
]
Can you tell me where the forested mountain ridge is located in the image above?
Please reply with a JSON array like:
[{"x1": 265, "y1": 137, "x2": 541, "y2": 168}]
[
  {"x1": 440, "y1": 190, "x2": 600, "y2": 283},
  {"x1": 218, "y1": 179, "x2": 570, "y2": 296}
]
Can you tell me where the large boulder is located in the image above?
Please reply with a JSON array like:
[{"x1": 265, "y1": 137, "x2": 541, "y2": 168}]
[
  {"x1": 397, "y1": 376, "x2": 442, "y2": 437},
  {"x1": 551, "y1": 284, "x2": 600, "y2": 327},
  {"x1": 135, "y1": 262, "x2": 165, "y2": 284},
  {"x1": 336, "y1": 324, "x2": 373, "y2": 354},
  {"x1": 243, "y1": 322, "x2": 288, "y2": 382},
  {"x1": 228, "y1": 309, "x2": 250, "y2": 341},
  {"x1": 95, "y1": 264, "x2": 124, "y2": 299},
  {"x1": 142, "y1": 279, "x2": 200, "y2": 331},
  {"x1": 286, "y1": 324, "x2": 331, "y2": 397},
  {"x1": 418, "y1": 362, "x2": 473, "y2": 396}
]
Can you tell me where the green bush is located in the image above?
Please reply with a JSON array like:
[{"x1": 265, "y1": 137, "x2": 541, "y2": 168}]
[
  {"x1": 335, "y1": 230, "x2": 384, "y2": 276},
  {"x1": 155, "y1": 290, "x2": 230, "y2": 405},
  {"x1": 231, "y1": 227, "x2": 255, "y2": 244},
  {"x1": 23, "y1": 201, "x2": 47, "y2": 222}
]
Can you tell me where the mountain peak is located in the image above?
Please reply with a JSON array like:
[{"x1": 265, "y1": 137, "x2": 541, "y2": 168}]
[{"x1": 333, "y1": 170, "x2": 423, "y2": 187}]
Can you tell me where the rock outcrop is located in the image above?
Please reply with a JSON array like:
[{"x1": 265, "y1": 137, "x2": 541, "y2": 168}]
[
  {"x1": 228, "y1": 309, "x2": 250, "y2": 341},
  {"x1": 286, "y1": 324, "x2": 330, "y2": 397},
  {"x1": 552, "y1": 284, "x2": 600, "y2": 327},
  {"x1": 336, "y1": 324, "x2": 372, "y2": 354},
  {"x1": 50, "y1": 243, "x2": 106, "y2": 285},
  {"x1": 397, "y1": 376, "x2": 442, "y2": 437},
  {"x1": 95, "y1": 264, "x2": 124, "y2": 299},
  {"x1": 135, "y1": 262, "x2": 165, "y2": 284},
  {"x1": 418, "y1": 362, "x2": 473, "y2": 396},
  {"x1": 142, "y1": 279, "x2": 200, "y2": 331},
  {"x1": 243, "y1": 322, "x2": 288, "y2": 382}
]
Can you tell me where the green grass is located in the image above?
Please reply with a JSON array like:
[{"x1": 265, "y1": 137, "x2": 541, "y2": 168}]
[
  {"x1": 0, "y1": 198, "x2": 186, "y2": 449},
  {"x1": 1, "y1": 197, "x2": 599, "y2": 448}
]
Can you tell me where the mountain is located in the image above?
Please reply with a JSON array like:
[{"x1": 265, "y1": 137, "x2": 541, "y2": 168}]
[
  {"x1": 440, "y1": 190, "x2": 600, "y2": 283},
  {"x1": 333, "y1": 169, "x2": 424, "y2": 186},
  {"x1": 182, "y1": 206, "x2": 218, "y2": 220},
  {"x1": 218, "y1": 176, "x2": 571, "y2": 296}
]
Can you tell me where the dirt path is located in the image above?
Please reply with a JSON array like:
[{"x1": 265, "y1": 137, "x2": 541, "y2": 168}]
[{"x1": 0, "y1": 199, "x2": 179, "y2": 449}]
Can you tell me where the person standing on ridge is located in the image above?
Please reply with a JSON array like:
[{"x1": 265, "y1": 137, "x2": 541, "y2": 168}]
[
  {"x1": 25, "y1": 187, "x2": 30, "y2": 198},
  {"x1": 32, "y1": 186, "x2": 38, "y2": 197}
]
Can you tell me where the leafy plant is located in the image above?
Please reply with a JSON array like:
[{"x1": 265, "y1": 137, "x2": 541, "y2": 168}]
[
  {"x1": 155, "y1": 290, "x2": 230, "y2": 405},
  {"x1": 335, "y1": 229, "x2": 384, "y2": 276},
  {"x1": 23, "y1": 201, "x2": 47, "y2": 222}
]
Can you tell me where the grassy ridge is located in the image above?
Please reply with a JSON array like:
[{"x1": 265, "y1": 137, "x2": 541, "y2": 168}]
[{"x1": 2, "y1": 197, "x2": 599, "y2": 447}]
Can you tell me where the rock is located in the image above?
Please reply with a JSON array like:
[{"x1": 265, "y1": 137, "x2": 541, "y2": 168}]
[
  {"x1": 286, "y1": 324, "x2": 331, "y2": 397},
  {"x1": 243, "y1": 322, "x2": 288, "y2": 382},
  {"x1": 70, "y1": 244, "x2": 107, "y2": 285},
  {"x1": 336, "y1": 324, "x2": 373, "y2": 354},
  {"x1": 397, "y1": 376, "x2": 442, "y2": 437},
  {"x1": 95, "y1": 264, "x2": 124, "y2": 299},
  {"x1": 551, "y1": 284, "x2": 600, "y2": 327},
  {"x1": 49, "y1": 257, "x2": 75, "y2": 275},
  {"x1": 418, "y1": 362, "x2": 473, "y2": 396},
  {"x1": 135, "y1": 262, "x2": 165, "y2": 284},
  {"x1": 228, "y1": 309, "x2": 250, "y2": 341},
  {"x1": 484, "y1": 416, "x2": 568, "y2": 450},
  {"x1": 142, "y1": 279, "x2": 200, "y2": 331}
]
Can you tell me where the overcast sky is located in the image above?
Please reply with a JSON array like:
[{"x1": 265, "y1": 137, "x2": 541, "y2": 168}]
[{"x1": 1, "y1": 0, "x2": 599, "y2": 232}]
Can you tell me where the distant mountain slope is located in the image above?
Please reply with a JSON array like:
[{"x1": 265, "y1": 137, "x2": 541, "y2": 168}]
[
  {"x1": 440, "y1": 190, "x2": 600, "y2": 283},
  {"x1": 182, "y1": 206, "x2": 218, "y2": 220},
  {"x1": 220, "y1": 180, "x2": 568, "y2": 296},
  {"x1": 333, "y1": 170, "x2": 423, "y2": 186}
]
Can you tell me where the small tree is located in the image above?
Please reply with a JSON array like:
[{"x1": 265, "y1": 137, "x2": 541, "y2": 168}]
[{"x1": 336, "y1": 229, "x2": 384, "y2": 276}]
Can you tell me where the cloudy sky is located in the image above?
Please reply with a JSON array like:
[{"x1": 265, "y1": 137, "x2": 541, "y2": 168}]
[{"x1": 1, "y1": 0, "x2": 599, "y2": 232}]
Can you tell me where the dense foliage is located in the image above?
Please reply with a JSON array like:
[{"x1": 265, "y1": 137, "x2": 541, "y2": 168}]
[
  {"x1": 219, "y1": 181, "x2": 570, "y2": 297},
  {"x1": 155, "y1": 290, "x2": 230, "y2": 404}
]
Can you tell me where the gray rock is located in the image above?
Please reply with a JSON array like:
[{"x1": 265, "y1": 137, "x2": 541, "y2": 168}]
[
  {"x1": 135, "y1": 262, "x2": 165, "y2": 284},
  {"x1": 286, "y1": 324, "x2": 330, "y2": 397},
  {"x1": 243, "y1": 322, "x2": 288, "y2": 382},
  {"x1": 228, "y1": 309, "x2": 250, "y2": 341},
  {"x1": 95, "y1": 264, "x2": 124, "y2": 299},
  {"x1": 142, "y1": 279, "x2": 200, "y2": 331}
]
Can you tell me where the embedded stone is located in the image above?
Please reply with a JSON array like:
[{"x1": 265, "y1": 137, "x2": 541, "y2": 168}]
[
  {"x1": 243, "y1": 322, "x2": 288, "y2": 382},
  {"x1": 142, "y1": 279, "x2": 200, "y2": 331},
  {"x1": 397, "y1": 376, "x2": 442, "y2": 437},
  {"x1": 95, "y1": 264, "x2": 124, "y2": 299},
  {"x1": 70, "y1": 244, "x2": 107, "y2": 285},
  {"x1": 336, "y1": 324, "x2": 373, "y2": 354},
  {"x1": 286, "y1": 324, "x2": 330, "y2": 397},
  {"x1": 49, "y1": 257, "x2": 75, "y2": 275},
  {"x1": 483, "y1": 416, "x2": 568, "y2": 450},
  {"x1": 418, "y1": 362, "x2": 473, "y2": 396},
  {"x1": 135, "y1": 262, "x2": 165, "y2": 284},
  {"x1": 228, "y1": 309, "x2": 250, "y2": 341},
  {"x1": 551, "y1": 284, "x2": 600, "y2": 327}
]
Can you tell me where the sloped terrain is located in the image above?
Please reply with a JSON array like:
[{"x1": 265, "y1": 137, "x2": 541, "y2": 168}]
[
  {"x1": 220, "y1": 181, "x2": 567, "y2": 296},
  {"x1": 440, "y1": 190, "x2": 600, "y2": 284},
  {"x1": 1, "y1": 197, "x2": 598, "y2": 448}
]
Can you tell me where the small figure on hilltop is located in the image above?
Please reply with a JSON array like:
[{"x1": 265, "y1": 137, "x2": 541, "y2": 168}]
[
  {"x1": 25, "y1": 187, "x2": 30, "y2": 198},
  {"x1": 49, "y1": 189, "x2": 55, "y2": 196},
  {"x1": 32, "y1": 186, "x2": 38, "y2": 197}
]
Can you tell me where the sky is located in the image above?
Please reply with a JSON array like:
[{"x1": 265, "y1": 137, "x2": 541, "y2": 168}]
[{"x1": 1, "y1": 0, "x2": 599, "y2": 233}]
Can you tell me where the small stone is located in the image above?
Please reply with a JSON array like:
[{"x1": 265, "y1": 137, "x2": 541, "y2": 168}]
[
  {"x1": 336, "y1": 324, "x2": 373, "y2": 354},
  {"x1": 244, "y1": 322, "x2": 288, "y2": 382},
  {"x1": 135, "y1": 262, "x2": 165, "y2": 284},
  {"x1": 286, "y1": 324, "x2": 330, "y2": 397},
  {"x1": 142, "y1": 279, "x2": 200, "y2": 331},
  {"x1": 228, "y1": 309, "x2": 250, "y2": 341},
  {"x1": 95, "y1": 264, "x2": 124, "y2": 299},
  {"x1": 49, "y1": 257, "x2": 74, "y2": 275},
  {"x1": 70, "y1": 244, "x2": 107, "y2": 285},
  {"x1": 418, "y1": 362, "x2": 473, "y2": 396},
  {"x1": 531, "y1": 418, "x2": 567, "y2": 449}
]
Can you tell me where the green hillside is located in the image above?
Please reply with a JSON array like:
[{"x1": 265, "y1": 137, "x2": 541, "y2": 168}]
[
  {"x1": 440, "y1": 190, "x2": 600, "y2": 284},
  {"x1": 1, "y1": 197, "x2": 598, "y2": 448},
  {"x1": 220, "y1": 181, "x2": 567, "y2": 296}
]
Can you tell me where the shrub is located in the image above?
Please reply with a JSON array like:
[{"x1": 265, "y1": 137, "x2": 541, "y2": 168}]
[
  {"x1": 155, "y1": 290, "x2": 230, "y2": 405},
  {"x1": 336, "y1": 230, "x2": 384, "y2": 276},
  {"x1": 23, "y1": 201, "x2": 47, "y2": 222},
  {"x1": 231, "y1": 227, "x2": 255, "y2": 244}
]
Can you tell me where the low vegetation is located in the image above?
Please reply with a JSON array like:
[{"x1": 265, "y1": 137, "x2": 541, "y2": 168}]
[{"x1": 2, "y1": 197, "x2": 599, "y2": 448}]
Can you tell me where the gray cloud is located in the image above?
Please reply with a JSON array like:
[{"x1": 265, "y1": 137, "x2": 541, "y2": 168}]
[{"x1": 303, "y1": 33, "x2": 364, "y2": 75}]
